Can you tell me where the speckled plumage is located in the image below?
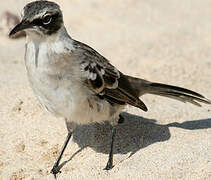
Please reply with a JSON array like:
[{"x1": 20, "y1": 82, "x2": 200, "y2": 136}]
[
  {"x1": 9, "y1": 0, "x2": 211, "y2": 178},
  {"x1": 22, "y1": 0, "x2": 61, "y2": 20},
  {"x1": 21, "y1": 1, "x2": 63, "y2": 35}
]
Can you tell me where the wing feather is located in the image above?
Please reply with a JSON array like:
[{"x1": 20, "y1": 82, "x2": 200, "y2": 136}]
[{"x1": 73, "y1": 40, "x2": 148, "y2": 111}]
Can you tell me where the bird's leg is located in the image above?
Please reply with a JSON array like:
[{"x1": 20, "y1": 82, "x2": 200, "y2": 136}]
[
  {"x1": 104, "y1": 114, "x2": 124, "y2": 170},
  {"x1": 104, "y1": 125, "x2": 116, "y2": 170},
  {"x1": 51, "y1": 131, "x2": 72, "y2": 178}
]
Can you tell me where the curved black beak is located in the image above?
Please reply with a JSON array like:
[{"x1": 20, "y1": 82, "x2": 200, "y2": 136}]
[{"x1": 9, "y1": 20, "x2": 31, "y2": 37}]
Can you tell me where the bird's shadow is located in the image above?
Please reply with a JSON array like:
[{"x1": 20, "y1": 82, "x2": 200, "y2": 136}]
[
  {"x1": 59, "y1": 112, "x2": 211, "y2": 170},
  {"x1": 72, "y1": 112, "x2": 211, "y2": 156}
]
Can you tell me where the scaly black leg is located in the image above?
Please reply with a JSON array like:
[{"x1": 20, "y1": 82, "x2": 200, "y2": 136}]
[
  {"x1": 104, "y1": 115, "x2": 124, "y2": 170},
  {"x1": 51, "y1": 132, "x2": 72, "y2": 178},
  {"x1": 104, "y1": 126, "x2": 116, "y2": 170}
]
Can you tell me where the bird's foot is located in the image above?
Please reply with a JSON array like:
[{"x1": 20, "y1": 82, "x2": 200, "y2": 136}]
[
  {"x1": 103, "y1": 161, "x2": 114, "y2": 170},
  {"x1": 51, "y1": 164, "x2": 61, "y2": 179}
]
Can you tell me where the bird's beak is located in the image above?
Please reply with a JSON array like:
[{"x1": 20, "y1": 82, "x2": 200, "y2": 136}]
[{"x1": 9, "y1": 20, "x2": 31, "y2": 37}]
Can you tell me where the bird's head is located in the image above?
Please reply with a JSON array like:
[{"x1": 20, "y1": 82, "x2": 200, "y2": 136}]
[{"x1": 9, "y1": 0, "x2": 63, "y2": 38}]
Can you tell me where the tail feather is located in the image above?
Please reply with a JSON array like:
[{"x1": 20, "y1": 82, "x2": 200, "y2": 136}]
[
  {"x1": 125, "y1": 75, "x2": 211, "y2": 107},
  {"x1": 149, "y1": 82, "x2": 211, "y2": 106},
  {"x1": 150, "y1": 83, "x2": 205, "y2": 98},
  {"x1": 157, "y1": 91, "x2": 202, "y2": 107}
]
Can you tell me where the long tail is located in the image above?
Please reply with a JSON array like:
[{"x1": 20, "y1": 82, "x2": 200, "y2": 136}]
[{"x1": 126, "y1": 75, "x2": 211, "y2": 107}]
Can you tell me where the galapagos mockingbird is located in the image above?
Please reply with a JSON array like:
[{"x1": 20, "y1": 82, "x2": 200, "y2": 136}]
[{"x1": 9, "y1": 0, "x2": 211, "y2": 178}]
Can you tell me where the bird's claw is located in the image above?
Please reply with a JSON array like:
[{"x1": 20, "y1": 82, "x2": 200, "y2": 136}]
[
  {"x1": 51, "y1": 165, "x2": 61, "y2": 179},
  {"x1": 103, "y1": 161, "x2": 114, "y2": 170}
]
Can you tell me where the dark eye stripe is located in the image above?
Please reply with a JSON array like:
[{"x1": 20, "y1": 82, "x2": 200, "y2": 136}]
[
  {"x1": 32, "y1": 12, "x2": 60, "y2": 27},
  {"x1": 32, "y1": 18, "x2": 42, "y2": 26},
  {"x1": 31, "y1": 12, "x2": 63, "y2": 35}
]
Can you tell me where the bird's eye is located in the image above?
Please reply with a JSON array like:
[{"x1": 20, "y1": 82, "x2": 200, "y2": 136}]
[{"x1": 42, "y1": 14, "x2": 52, "y2": 25}]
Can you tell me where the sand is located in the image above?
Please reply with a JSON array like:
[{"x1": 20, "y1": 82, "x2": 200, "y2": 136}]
[{"x1": 0, "y1": 0, "x2": 210, "y2": 179}]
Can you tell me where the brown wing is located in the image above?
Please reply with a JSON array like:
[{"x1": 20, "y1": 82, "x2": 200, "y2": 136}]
[{"x1": 73, "y1": 40, "x2": 148, "y2": 111}]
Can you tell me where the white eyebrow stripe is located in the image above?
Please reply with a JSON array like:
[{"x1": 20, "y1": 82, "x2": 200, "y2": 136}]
[{"x1": 32, "y1": 11, "x2": 46, "y2": 20}]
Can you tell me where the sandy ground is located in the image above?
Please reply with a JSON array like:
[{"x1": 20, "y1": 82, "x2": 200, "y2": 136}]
[{"x1": 0, "y1": 0, "x2": 211, "y2": 179}]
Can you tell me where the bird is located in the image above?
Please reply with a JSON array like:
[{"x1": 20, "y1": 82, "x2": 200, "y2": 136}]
[{"x1": 9, "y1": 0, "x2": 211, "y2": 178}]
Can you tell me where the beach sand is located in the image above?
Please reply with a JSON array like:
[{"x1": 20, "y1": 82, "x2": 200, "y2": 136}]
[{"x1": 0, "y1": 0, "x2": 210, "y2": 179}]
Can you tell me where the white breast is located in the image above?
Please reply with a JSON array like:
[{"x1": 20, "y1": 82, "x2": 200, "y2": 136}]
[{"x1": 24, "y1": 38, "x2": 122, "y2": 125}]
